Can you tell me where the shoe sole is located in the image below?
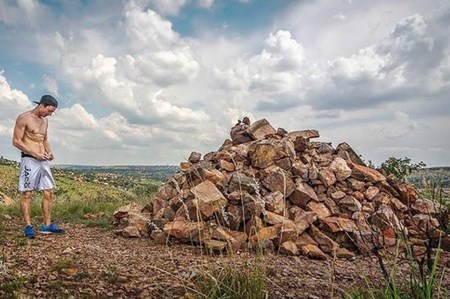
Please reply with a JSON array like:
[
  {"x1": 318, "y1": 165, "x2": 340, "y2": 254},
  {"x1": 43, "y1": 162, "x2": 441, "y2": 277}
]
[{"x1": 39, "y1": 231, "x2": 53, "y2": 234}]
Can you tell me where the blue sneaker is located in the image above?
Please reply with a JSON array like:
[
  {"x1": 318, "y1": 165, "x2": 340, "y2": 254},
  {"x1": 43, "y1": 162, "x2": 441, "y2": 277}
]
[
  {"x1": 24, "y1": 225, "x2": 35, "y2": 238},
  {"x1": 39, "y1": 223, "x2": 65, "y2": 234}
]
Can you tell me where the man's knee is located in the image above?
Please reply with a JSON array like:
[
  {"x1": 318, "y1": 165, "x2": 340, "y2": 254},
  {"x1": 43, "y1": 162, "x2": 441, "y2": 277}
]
[
  {"x1": 43, "y1": 189, "x2": 53, "y2": 198},
  {"x1": 21, "y1": 191, "x2": 33, "y2": 201}
]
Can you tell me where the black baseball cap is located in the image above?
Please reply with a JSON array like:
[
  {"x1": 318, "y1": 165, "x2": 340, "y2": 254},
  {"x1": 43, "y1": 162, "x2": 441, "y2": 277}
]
[{"x1": 33, "y1": 95, "x2": 58, "y2": 108}]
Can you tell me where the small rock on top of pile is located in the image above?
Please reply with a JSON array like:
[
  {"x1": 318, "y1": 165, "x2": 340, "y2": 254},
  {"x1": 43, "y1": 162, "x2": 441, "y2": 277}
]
[{"x1": 114, "y1": 118, "x2": 449, "y2": 258}]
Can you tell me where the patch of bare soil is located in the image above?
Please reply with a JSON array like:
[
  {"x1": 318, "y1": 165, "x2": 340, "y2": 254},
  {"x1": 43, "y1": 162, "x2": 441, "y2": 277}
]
[{"x1": 1, "y1": 217, "x2": 449, "y2": 299}]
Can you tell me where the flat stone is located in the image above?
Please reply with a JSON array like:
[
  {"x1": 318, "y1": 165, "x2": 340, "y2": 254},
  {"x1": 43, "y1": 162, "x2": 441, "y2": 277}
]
[
  {"x1": 305, "y1": 202, "x2": 331, "y2": 220},
  {"x1": 321, "y1": 217, "x2": 358, "y2": 233},
  {"x1": 300, "y1": 244, "x2": 328, "y2": 260},
  {"x1": 261, "y1": 166, "x2": 295, "y2": 197},
  {"x1": 279, "y1": 241, "x2": 300, "y2": 255},
  {"x1": 348, "y1": 162, "x2": 386, "y2": 183},
  {"x1": 246, "y1": 119, "x2": 276, "y2": 140},
  {"x1": 288, "y1": 179, "x2": 319, "y2": 207}
]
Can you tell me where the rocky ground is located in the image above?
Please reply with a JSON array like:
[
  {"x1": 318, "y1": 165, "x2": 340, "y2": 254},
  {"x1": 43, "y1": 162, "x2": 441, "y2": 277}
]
[{"x1": 1, "y1": 216, "x2": 449, "y2": 299}]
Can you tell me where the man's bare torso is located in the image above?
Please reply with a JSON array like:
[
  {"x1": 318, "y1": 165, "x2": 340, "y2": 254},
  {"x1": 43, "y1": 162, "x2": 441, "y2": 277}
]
[{"x1": 19, "y1": 111, "x2": 48, "y2": 157}]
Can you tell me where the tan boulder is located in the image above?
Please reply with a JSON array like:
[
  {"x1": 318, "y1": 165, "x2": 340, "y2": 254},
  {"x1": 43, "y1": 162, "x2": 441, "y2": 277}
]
[
  {"x1": 279, "y1": 241, "x2": 300, "y2": 255},
  {"x1": 412, "y1": 198, "x2": 445, "y2": 214},
  {"x1": 331, "y1": 191, "x2": 346, "y2": 201},
  {"x1": 249, "y1": 226, "x2": 280, "y2": 244},
  {"x1": 321, "y1": 217, "x2": 358, "y2": 233},
  {"x1": 348, "y1": 162, "x2": 386, "y2": 183},
  {"x1": 287, "y1": 130, "x2": 320, "y2": 141},
  {"x1": 190, "y1": 181, "x2": 227, "y2": 220},
  {"x1": 261, "y1": 166, "x2": 295, "y2": 197},
  {"x1": 163, "y1": 220, "x2": 206, "y2": 241},
  {"x1": 188, "y1": 151, "x2": 201, "y2": 163},
  {"x1": 204, "y1": 240, "x2": 228, "y2": 252},
  {"x1": 300, "y1": 244, "x2": 327, "y2": 260},
  {"x1": 310, "y1": 225, "x2": 339, "y2": 254},
  {"x1": 364, "y1": 186, "x2": 379, "y2": 201},
  {"x1": 328, "y1": 157, "x2": 352, "y2": 181},
  {"x1": 295, "y1": 232, "x2": 318, "y2": 246},
  {"x1": 339, "y1": 196, "x2": 362, "y2": 213},
  {"x1": 246, "y1": 119, "x2": 276, "y2": 140},
  {"x1": 249, "y1": 141, "x2": 279, "y2": 169},
  {"x1": 219, "y1": 160, "x2": 235, "y2": 172},
  {"x1": 264, "y1": 191, "x2": 286, "y2": 215},
  {"x1": 122, "y1": 226, "x2": 141, "y2": 238},
  {"x1": 292, "y1": 211, "x2": 318, "y2": 234},
  {"x1": 305, "y1": 202, "x2": 331, "y2": 220},
  {"x1": 318, "y1": 169, "x2": 337, "y2": 187},
  {"x1": 336, "y1": 142, "x2": 366, "y2": 166},
  {"x1": 288, "y1": 179, "x2": 319, "y2": 207}
]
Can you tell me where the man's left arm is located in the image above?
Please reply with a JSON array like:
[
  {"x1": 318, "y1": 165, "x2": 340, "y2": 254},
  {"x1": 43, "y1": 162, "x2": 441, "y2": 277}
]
[{"x1": 43, "y1": 120, "x2": 54, "y2": 160}]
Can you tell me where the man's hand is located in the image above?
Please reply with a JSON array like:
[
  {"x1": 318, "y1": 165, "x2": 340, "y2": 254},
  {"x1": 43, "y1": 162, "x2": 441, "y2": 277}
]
[
  {"x1": 44, "y1": 152, "x2": 54, "y2": 161},
  {"x1": 34, "y1": 152, "x2": 48, "y2": 161}
]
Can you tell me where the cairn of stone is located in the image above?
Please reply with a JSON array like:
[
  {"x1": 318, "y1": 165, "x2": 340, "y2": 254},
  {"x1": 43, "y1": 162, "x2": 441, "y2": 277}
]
[{"x1": 113, "y1": 118, "x2": 449, "y2": 258}]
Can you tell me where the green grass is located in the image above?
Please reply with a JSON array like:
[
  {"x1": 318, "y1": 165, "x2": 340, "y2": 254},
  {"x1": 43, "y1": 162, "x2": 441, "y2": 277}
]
[
  {"x1": 0, "y1": 163, "x2": 160, "y2": 229},
  {"x1": 192, "y1": 263, "x2": 268, "y2": 299}
]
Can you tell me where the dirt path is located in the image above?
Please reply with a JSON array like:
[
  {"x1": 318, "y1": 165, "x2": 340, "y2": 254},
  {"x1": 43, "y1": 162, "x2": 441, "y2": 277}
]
[{"x1": 1, "y1": 217, "x2": 449, "y2": 299}]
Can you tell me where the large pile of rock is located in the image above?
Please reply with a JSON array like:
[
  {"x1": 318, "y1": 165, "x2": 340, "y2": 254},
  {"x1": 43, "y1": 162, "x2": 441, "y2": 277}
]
[{"x1": 114, "y1": 118, "x2": 449, "y2": 258}]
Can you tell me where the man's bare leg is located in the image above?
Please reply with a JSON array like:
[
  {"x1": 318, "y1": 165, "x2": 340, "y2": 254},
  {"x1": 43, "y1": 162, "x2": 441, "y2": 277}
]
[
  {"x1": 20, "y1": 191, "x2": 33, "y2": 226},
  {"x1": 42, "y1": 189, "x2": 53, "y2": 226}
]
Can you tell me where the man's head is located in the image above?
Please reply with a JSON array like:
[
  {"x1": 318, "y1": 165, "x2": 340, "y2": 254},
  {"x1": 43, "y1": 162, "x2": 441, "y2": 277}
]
[{"x1": 34, "y1": 95, "x2": 58, "y2": 117}]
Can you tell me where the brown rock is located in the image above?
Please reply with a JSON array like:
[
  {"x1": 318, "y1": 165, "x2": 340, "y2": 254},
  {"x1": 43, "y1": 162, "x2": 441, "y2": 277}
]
[
  {"x1": 250, "y1": 141, "x2": 279, "y2": 169},
  {"x1": 289, "y1": 179, "x2": 319, "y2": 207},
  {"x1": 179, "y1": 162, "x2": 190, "y2": 172},
  {"x1": 188, "y1": 151, "x2": 201, "y2": 163},
  {"x1": 352, "y1": 191, "x2": 365, "y2": 201},
  {"x1": 249, "y1": 226, "x2": 280, "y2": 243},
  {"x1": 190, "y1": 181, "x2": 227, "y2": 220},
  {"x1": 329, "y1": 157, "x2": 352, "y2": 181},
  {"x1": 412, "y1": 198, "x2": 445, "y2": 214},
  {"x1": 246, "y1": 119, "x2": 276, "y2": 140},
  {"x1": 219, "y1": 160, "x2": 235, "y2": 172},
  {"x1": 204, "y1": 240, "x2": 228, "y2": 252},
  {"x1": 310, "y1": 225, "x2": 339, "y2": 254},
  {"x1": 319, "y1": 169, "x2": 337, "y2": 187},
  {"x1": 122, "y1": 226, "x2": 141, "y2": 238},
  {"x1": 369, "y1": 204, "x2": 403, "y2": 232},
  {"x1": 336, "y1": 142, "x2": 366, "y2": 166},
  {"x1": 287, "y1": 130, "x2": 320, "y2": 141},
  {"x1": 295, "y1": 232, "x2": 318, "y2": 246},
  {"x1": 336, "y1": 247, "x2": 355, "y2": 259},
  {"x1": 339, "y1": 196, "x2": 362, "y2": 213},
  {"x1": 348, "y1": 178, "x2": 366, "y2": 192},
  {"x1": 292, "y1": 212, "x2": 318, "y2": 234},
  {"x1": 163, "y1": 220, "x2": 205, "y2": 241},
  {"x1": 230, "y1": 122, "x2": 251, "y2": 144},
  {"x1": 279, "y1": 241, "x2": 300, "y2": 255},
  {"x1": 364, "y1": 186, "x2": 379, "y2": 201},
  {"x1": 305, "y1": 202, "x2": 331, "y2": 220},
  {"x1": 348, "y1": 162, "x2": 386, "y2": 183},
  {"x1": 300, "y1": 244, "x2": 328, "y2": 260},
  {"x1": 228, "y1": 173, "x2": 257, "y2": 193},
  {"x1": 264, "y1": 191, "x2": 286, "y2": 215},
  {"x1": 331, "y1": 191, "x2": 346, "y2": 201},
  {"x1": 321, "y1": 217, "x2": 358, "y2": 233},
  {"x1": 261, "y1": 166, "x2": 295, "y2": 197}
]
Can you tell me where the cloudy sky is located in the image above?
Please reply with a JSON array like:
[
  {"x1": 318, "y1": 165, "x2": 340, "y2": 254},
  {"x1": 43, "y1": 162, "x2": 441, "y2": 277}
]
[{"x1": 0, "y1": 0, "x2": 449, "y2": 167}]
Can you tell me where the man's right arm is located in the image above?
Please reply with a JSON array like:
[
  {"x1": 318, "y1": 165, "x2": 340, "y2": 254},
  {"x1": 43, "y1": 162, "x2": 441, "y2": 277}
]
[
  {"x1": 12, "y1": 115, "x2": 42, "y2": 159},
  {"x1": 12, "y1": 115, "x2": 29, "y2": 153}
]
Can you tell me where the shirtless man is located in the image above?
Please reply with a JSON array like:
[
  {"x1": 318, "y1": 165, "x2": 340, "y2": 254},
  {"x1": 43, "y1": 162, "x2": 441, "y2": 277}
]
[{"x1": 12, "y1": 95, "x2": 64, "y2": 238}]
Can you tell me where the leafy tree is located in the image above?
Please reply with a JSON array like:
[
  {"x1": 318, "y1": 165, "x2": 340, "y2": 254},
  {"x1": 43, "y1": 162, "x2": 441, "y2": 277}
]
[{"x1": 380, "y1": 156, "x2": 426, "y2": 181}]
